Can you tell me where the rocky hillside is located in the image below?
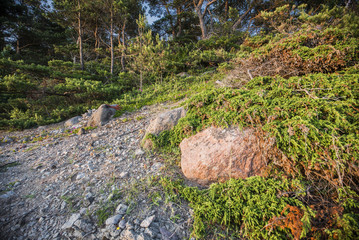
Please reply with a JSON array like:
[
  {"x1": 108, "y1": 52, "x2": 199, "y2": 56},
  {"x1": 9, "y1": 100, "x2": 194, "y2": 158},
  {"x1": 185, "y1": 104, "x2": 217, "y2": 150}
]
[{"x1": 0, "y1": 103, "x2": 192, "y2": 240}]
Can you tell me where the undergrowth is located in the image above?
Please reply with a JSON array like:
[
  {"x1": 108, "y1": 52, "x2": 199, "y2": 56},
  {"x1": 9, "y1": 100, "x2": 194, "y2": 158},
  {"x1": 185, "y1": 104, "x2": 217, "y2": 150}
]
[
  {"x1": 150, "y1": 72, "x2": 359, "y2": 239},
  {"x1": 113, "y1": 74, "x2": 216, "y2": 116},
  {"x1": 161, "y1": 176, "x2": 315, "y2": 239}
]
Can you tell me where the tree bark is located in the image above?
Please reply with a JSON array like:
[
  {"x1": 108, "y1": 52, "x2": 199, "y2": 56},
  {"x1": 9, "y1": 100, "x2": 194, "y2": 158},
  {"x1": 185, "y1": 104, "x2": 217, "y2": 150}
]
[
  {"x1": 77, "y1": 0, "x2": 84, "y2": 70},
  {"x1": 232, "y1": 6, "x2": 252, "y2": 32},
  {"x1": 224, "y1": 0, "x2": 229, "y2": 21},
  {"x1": 16, "y1": 39, "x2": 20, "y2": 54},
  {"x1": 193, "y1": 0, "x2": 216, "y2": 39},
  {"x1": 176, "y1": 7, "x2": 182, "y2": 37},
  {"x1": 110, "y1": 6, "x2": 114, "y2": 75},
  {"x1": 163, "y1": 1, "x2": 176, "y2": 37},
  {"x1": 120, "y1": 21, "x2": 126, "y2": 71},
  {"x1": 198, "y1": 10, "x2": 207, "y2": 39}
]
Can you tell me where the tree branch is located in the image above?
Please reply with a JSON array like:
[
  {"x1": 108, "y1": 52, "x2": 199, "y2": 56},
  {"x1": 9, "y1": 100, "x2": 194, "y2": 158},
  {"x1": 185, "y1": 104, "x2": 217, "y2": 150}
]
[
  {"x1": 232, "y1": 6, "x2": 252, "y2": 31},
  {"x1": 204, "y1": 0, "x2": 217, "y2": 16}
]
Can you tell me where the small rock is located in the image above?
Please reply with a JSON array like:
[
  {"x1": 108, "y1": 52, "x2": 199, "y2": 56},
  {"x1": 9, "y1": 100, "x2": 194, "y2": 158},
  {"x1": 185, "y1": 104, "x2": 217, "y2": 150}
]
[
  {"x1": 160, "y1": 227, "x2": 179, "y2": 240},
  {"x1": 116, "y1": 204, "x2": 128, "y2": 215},
  {"x1": 151, "y1": 162, "x2": 164, "y2": 172},
  {"x1": 77, "y1": 128, "x2": 85, "y2": 135},
  {"x1": 84, "y1": 193, "x2": 94, "y2": 206},
  {"x1": 60, "y1": 201, "x2": 67, "y2": 210},
  {"x1": 144, "y1": 228, "x2": 155, "y2": 238},
  {"x1": 118, "y1": 219, "x2": 126, "y2": 229},
  {"x1": 65, "y1": 116, "x2": 82, "y2": 127},
  {"x1": 61, "y1": 213, "x2": 81, "y2": 230},
  {"x1": 79, "y1": 208, "x2": 87, "y2": 215},
  {"x1": 0, "y1": 191, "x2": 15, "y2": 199},
  {"x1": 74, "y1": 219, "x2": 93, "y2": 232},
  {"x1": 133, "y1": 219, "x2": 140, "y2": 225},
  {"x1": 91, "y1": 133, "x2": 99, "y2": 138},
  {"x1": 177, "y1": 72, "x2": 190, "y2": 78},
  {"x1": 82, "y1": 111, "x2": 92, "y2": 118},
  {"x1": 76, "y1": 173, "x2": 86, "y2": 180},
  {"x1": 120, "y1": 229, "x2": 136, "y2": 240},
  {"x1": 137, "y1": 233, "x2": 151, "y2": 240},
  {"x1": 140, "y1": 215, "x2": 155, "y2": 228},
  {"x1": 105, "y1": 214, "x2": 122, "y2": 226},
  {"x1": 120, "y1": 172, "x2": 129, "y2": 178},
  {"x1": 2, "y1": 136, "x2": 13, "y2": 143},
  {"x1": 142, "y1": 107, "x2": 186, "y2": 149},
  {"x1": 126, "y1": 222, "x2": 134, "y2": 230},
  {"x1": 135, "y1": 149, "x2": 145, "y2": 156},
  {"x1": 73, "y1": 229, "x2": 85, "y2": 238},
  {"x1": 110, "y1": 229, "x2": 121, "y2": 238}
]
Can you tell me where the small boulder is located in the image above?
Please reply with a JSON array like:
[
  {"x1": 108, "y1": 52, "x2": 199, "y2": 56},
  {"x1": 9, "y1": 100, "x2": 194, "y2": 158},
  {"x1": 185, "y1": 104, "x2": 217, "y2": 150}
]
[
  {"x1": 145, "y1": 107, "x2": 186, "y2": 136},
  {"x1": 87, "y1": 104, "x2": 119, "y2": 127},
  {"x1": 180, "y1": 127, "x2": 275, "y2": 185},
  {"x1": 142, "y1": 107, "x2": 186, "y2": 149},
  {"x1": 65, "y1": 116, "x2": 82, "y2": 127}
]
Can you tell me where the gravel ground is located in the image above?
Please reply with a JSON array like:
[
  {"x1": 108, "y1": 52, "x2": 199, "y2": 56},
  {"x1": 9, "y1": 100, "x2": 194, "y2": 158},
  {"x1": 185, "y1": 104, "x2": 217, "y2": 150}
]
[{"x1": 0, "y1": 103, "x2": 192, "y2": 240}]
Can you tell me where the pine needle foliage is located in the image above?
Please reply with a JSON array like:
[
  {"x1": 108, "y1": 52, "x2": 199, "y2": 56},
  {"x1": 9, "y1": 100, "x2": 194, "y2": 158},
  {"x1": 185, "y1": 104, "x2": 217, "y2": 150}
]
[
  {"x1": 160, "y1": 176, "x2": 315, "y2": 239},
  {"x1": 155, "y1": 73, "x2": 359, "y2": 190},
  {"x1": 151, "y1": 73, "x2": 359, "y2": 238}
]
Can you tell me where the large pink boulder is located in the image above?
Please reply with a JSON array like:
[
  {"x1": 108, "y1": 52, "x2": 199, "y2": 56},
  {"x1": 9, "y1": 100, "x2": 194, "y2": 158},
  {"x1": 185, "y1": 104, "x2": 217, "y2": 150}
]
[{"x1": 180, "y1": 127, "x2": 275, "y2": 185}]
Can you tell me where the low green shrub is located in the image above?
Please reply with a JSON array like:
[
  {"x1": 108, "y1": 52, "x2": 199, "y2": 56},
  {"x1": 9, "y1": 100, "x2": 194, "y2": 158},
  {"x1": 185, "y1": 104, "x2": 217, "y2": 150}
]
[{"x1": 161, "y1": 176, "x2": 315, "y2": 239}]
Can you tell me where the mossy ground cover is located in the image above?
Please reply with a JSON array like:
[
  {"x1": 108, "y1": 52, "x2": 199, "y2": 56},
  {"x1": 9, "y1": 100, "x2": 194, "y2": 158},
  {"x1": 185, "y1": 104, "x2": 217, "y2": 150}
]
[{"x1": 150, "y1": 72, "x2": 359, "y2": 239}]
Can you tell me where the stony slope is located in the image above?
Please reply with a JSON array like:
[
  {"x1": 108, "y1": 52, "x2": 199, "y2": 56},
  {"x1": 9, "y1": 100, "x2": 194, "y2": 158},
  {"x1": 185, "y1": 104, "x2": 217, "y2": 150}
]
[{"x1": 0, "y1": 103, "x2": 191, "y2": 240}]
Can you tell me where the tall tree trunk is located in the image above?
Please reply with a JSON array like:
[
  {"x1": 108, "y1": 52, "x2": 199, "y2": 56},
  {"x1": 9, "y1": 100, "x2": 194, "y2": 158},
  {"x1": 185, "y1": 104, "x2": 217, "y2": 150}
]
[
  {"x1": 16, "y1": 39, "x2": 20, "y2": 54},
  {"x1": 94, "y1": 23, "x2": 99, "y2": 61},
  {"x1": 110, "y1": 7, "x2": 114, "y2": 75},
  {"x1": 94, "y1": 23, "x2": 99, "y2": 49},
  {"x1": 193, "y1": 0, "x2": 216, "y2": 40},
  {"x1": 208, "y1": 9, "x2": 214, "y2": 35},
  {"x1": 194, "y1": 4, "x2": 207, "y2": 39},
  {"x1": 77, "y1": 0, "x2": 84, "y2": 70},
  {"x1": 224, "y1": 0, "x2": 229, "y2": 21},
  {"x1": 139, "y1": 27, "x2": 143, "y2": 91},
  {"x1": 163, "y1": 1, "x2": 175, "y2": 37},
  {"x1": 176, "y1": 7, "x2": 182, "y2": 37},
  {"x1": 120, "y1": 21, "x2": 126, "y2": 71}
]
